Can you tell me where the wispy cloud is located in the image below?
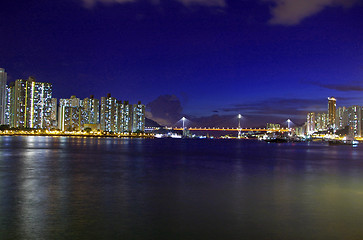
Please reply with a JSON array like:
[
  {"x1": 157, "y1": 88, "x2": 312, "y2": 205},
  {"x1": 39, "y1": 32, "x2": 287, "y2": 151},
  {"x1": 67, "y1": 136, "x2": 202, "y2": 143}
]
[
  {"x1": 79, "y1": 0, "x2": 360, "y2": 26},
  {"x1": 81, "y1": 0, "x2": 134, "y2": 9},
  {"x1": 178, "y1": 0, "x2": 225, "y2": 7},
  {"x1": 219, "y1": 97, "x2": 326, "y2": 126},
  {"x1": 146, "y1": 96, "x2": 330, "y2": 127},
  {"x1": 267, "y1": 0, "x2": 359, "y2": 25},
  {"x1": 80, "y1": 0, "x2": 225, "y2": 9},
  {"x1": 222, "y1": 98, "x2": 325, "y2": 114},
  {"x1": 309, "y1": 81, "x2": 363, "y2": 92},
  {"x1": 321, "y1": 84, "x2": 363, "y2": 91}
]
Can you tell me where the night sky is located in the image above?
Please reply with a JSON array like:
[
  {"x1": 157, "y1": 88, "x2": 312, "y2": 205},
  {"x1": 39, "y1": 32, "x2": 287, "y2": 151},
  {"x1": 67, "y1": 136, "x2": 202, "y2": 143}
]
[{"x1": 1, "y1": 0, "x2": 362, "y2": 127}]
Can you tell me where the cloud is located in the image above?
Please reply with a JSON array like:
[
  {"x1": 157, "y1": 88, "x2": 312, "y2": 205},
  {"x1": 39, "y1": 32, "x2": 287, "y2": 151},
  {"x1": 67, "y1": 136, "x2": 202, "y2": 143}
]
[
  {"x1": 81, "y1": 0, "x2": 135, "y2": 8},
  {"x1": 309, "y1": 81, "x2": 363, "y2": 91},
  {"x1": 218, "y1": 97, "x2": 327, "y2": 126},
  {"x1": 145, "y1": 96, "x2": 330, "y2": 128},
  {"x1": 146, "y1": 95, "x2": 183, "y2": 126},
  {"x1": 79, "y1": 0, "x2": 359, "y2": 25},
  {"x1": 80, "y1": 0, "x2": 225, "y2": 8},
  {"x1": 178, "y1": 0, "x2": 225, "y2": 7},
  {"x1": 222, "y1": 98, "x2": 325, "y2": 114},
  {"x1": 321, "y1": 84, "x2": 363, "y2": 91},
  {"x1": 267, "y1": 0, "x2": 359, "y2": 25}
]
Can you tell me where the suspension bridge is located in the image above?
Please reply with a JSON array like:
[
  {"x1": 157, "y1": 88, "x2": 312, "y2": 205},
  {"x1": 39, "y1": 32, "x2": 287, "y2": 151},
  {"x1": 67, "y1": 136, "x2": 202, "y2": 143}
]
[
  {"x1": 145, "y1": 116, "x2": 294, "y2": 134},
  {"x1": 171, "y1": 127, "x2": 290, "y2": 132}
]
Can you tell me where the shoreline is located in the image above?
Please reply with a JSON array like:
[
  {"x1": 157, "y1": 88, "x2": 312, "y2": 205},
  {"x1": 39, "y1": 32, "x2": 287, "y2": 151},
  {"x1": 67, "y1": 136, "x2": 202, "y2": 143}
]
[{"x1": 0, "y1": 132, "x2": 154, "y2": 138}]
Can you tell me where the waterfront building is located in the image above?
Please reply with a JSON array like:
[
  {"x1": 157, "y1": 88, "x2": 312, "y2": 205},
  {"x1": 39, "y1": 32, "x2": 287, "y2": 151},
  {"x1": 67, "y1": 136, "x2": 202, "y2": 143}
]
[
  {"x1": 295, "y1": 123, "x2": 307, "y2": 136},
  {"x1": 60, "y1": 95, "x2": 80, "y2": 108},
  {"x1": 115, "y1": 100, "x2": 123, "y2": 133},
  {"x1": 347, "y1": 105, "x2": 361, "y2": 137},
  {"x1": 328, "y1": 97, "x2": 336, "y2": 129},
  {"x1": 336, "y1": 106, "x2": 348, "y2": 130},
  {"x1": 58, "y1": 96, "x2": 86, "y2": 131},
  {"x1": 51, "y1": 98, "x2": 58, "y2": 128},
  {"x1": 120, "y1": 100, "x2": 132, "y2": 133},
  {"x1": 315, "y1": 113, "x2": 328, "y2": 131},
  {"x1": 8, "y1": 77, "x2": 52, "y2": 129},
  {"x1": 266, "y1": 123, "x2": 280, "y2": 130},
  {"x1": 4, "y1": 85, "x2": 11, "y2": 125},
  {"x1": 82, "y1": 95, "x2": 99, "y2": 125},
  {"x1": 100, "y1": 94, "x2": 118, "y2": 132},
  {"x1": 99, "y1": 96, "x2": 142, "y2": 133},
  {"x1": 0, "y1": 68, "x2": 7, "y2": 125},
  {"x1": 306, "y1": 112, "x2": 316, "y2": 134},
  {"x1": 132, "y1": 101, "x2": 145, "y2": 132}
]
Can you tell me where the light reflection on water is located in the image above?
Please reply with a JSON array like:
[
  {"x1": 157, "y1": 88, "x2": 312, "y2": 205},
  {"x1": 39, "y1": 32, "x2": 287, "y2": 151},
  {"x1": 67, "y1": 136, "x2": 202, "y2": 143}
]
[{"x1": 1, "y1": 136, "x2": 363, "y2": 239}]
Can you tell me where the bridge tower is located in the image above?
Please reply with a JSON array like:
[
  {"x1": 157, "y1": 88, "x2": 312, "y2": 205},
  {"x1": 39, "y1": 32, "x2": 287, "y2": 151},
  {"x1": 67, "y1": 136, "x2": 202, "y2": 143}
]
[
  {"x1": 238, "y1": 114, "x2": 242, "y2": 139},
  {"x1": 182, "y1": 117, "x2": 186, "y2": 137}
]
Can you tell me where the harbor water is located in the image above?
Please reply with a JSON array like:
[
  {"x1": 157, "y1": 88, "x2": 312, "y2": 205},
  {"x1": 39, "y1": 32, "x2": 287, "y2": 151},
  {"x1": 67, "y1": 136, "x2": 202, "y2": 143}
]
[{"x1": 1, "y1": 136, "x2": 363, "y2": 239}]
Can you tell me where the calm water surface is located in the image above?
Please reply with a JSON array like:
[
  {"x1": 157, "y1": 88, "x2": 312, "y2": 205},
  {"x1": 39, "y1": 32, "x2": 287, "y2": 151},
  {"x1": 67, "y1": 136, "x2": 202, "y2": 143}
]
[{"x1": 1, "y1": 136, "x2": 363, "y2": 239}]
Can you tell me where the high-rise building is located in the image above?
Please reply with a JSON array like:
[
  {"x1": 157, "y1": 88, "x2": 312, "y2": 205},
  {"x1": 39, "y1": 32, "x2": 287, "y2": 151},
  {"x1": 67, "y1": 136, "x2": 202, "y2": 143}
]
[
  {"x1": 120, "y1": 100, "x2": 132, "y2": 133},
  {"x1": 266, "y1": 123, "x2": 281, "y2": 130},
  {"x1": 4, "y1": 85, "x2": 11, "y2": 125},
  {"x1": 82, "y1": 95, "x2": 99, "y2": 125},
  {"x1": 306, "y1": 112, "x2": 316, "y2": 134},
  {"x1": 60, "y1": 95, "x2": 80, "y2": 108},
  {"x1": 8, "y1": 77, "x2": 52, "y2": 129},
  {"x1": 336, "y1": 106, "x2": 348, "y2": 130},
  {"x1": 100, "y1": 94, "x2": 118, "y2": 132},
  {"x1": 0, "y1": 68, "x2": 7, "y2": 125},
  {"x1": 347, "y1": 105, "x2": 361, "y2": 137},
  {"x1": 295, "y1": 123, "x2": 307, "y2": 136},
  {"x1": 99, "y1": 95, "x2": 143, "y2": 133},
  {"x1": 315, "y1": 112, "x2": 328, "y2": 131},
  {"x1": 58, "y1": 96, "x2": 86, "y2": 131},
  {"x1": 51, "y1": 98, "x2": 58, "y2": 128},
  {"x1": 132, "y1": 101, "x2": 145, "y2": 132},
  {"x1": 328, "y1": 97, "x2": 336, "y2": 129}
]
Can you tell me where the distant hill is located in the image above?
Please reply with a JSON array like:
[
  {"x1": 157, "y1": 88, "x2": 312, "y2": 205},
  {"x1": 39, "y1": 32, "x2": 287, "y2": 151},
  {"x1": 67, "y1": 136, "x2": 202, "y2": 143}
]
[{"x1": 145, "y1": 117, "x2": 161, "y2": 127}]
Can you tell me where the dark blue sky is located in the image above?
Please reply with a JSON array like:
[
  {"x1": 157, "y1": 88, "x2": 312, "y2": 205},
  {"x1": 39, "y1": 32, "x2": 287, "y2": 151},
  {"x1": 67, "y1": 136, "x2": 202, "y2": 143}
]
[{"x1": 1, "y1": 0, "x2": 362, "y2": 126}]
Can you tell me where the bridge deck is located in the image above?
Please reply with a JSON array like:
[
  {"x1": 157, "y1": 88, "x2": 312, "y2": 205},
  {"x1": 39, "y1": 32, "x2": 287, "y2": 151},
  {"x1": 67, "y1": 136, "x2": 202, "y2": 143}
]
[{"x1": 172, "y1": 128, "x2": 290, "y2": 132}]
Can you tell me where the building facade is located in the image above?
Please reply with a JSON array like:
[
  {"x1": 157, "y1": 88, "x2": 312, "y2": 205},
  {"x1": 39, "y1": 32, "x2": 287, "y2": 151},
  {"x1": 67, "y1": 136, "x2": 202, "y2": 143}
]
[
  {"x1": 82, "y1": 96, "x2": 99, "y2": 125},
  {"x1": 328, "y1": 97, "x2": 336, "y2": 129},
  {"x1": 0, "y1": 68, "x2": 7, "y2": 125},
  {"x1": 8, "y1": 77, "x2": 52, "y2": 129},
  {"x1": 100, "y1": 95, "x2": 144, "y2": 133},
  {"x1": 315, "y1": 113, "x2": 328, "y2": 131},
  {"x1": 120, "y1": 101, "x2": 132, "y2": 133},
  {"x1": 336, "y1": 106, "x2": 348, "y2": 130},
  {"x1": 51, "y1": 98, "x2": 58, "y2": 128},
  {"x1": 306, "y1": 112, "x2": 315, "y2": 134},
  {"x1": 347, "y1": 105, "x2": 361, "y2": 137},
  {"x1": 4, "y1": 86, "x2": 11, "y2": 125},
  {"x1": 266, "y1": 123, "x2": 280, "y2": 130},
  {"x1": 58, "y1": 96, "x2": 86, "y2": 131},
  {"x1": 132, "y1": 101, "x2": 145, "y2": 132},
  {"x1": 100, "y1": 94, "x2": 118, "y2": 132}
]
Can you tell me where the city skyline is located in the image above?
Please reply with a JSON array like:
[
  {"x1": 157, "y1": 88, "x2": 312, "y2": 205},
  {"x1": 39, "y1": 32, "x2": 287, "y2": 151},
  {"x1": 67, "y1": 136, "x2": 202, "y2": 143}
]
[
  {"x1": 1, "y1": 0, "x2": 362, "y2": 126},
  {"x1": 0, "y1": 74, "x2": 146, "y2": 133},
  {"x1": 2, "y1": 68, "x2": 363, "y2": 129}
]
